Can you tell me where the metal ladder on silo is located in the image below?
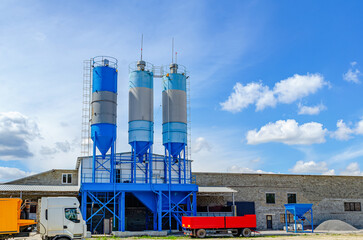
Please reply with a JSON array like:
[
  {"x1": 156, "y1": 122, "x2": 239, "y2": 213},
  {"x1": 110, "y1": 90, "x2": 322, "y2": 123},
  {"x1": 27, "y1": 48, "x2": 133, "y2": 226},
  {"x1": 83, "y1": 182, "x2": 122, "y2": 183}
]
[
  {"x1": 81, "y1": 59, "x2": 92, "y2": 157},
  {"x1": 186, "y1": 73, "x2": 191, "y2": 161}
]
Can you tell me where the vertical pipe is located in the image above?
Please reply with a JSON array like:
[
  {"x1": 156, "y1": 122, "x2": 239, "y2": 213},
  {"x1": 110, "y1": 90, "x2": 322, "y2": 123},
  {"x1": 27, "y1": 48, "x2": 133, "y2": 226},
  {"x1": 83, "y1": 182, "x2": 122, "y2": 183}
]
[
  {"x1": 92, "y1": 136, "x2": 97, "y2": 183},
  {"x1": 145, "y1": 148, "x2": 148, "y2": 183},
  {"x1": 149, "y1": 146, "x2": 153, "y2": 184},
  {"x1": 183, "y1": 146, "x2": 186, "y2": 184},
  {"x1": 178, "y1": 152, "x2": 181, "y2": 184},
  {"x1": 133, "y1": 142, "x2": 137, "y2": 183},
  {"x1": 131, "y1": 150, "x2": 134, "y2": 182},
  {"x1": 121, "y1": 192, "x2": 125, "y2": 232},
  {"x1": 158, "y1": 191, "x2": 162, "y2": 231},
  {"x1": 164, "y1": 148, "x2": 167, "y2": 183},
  {"x1": 111, "y1": 142, "x2": 114, "y2": 183}
]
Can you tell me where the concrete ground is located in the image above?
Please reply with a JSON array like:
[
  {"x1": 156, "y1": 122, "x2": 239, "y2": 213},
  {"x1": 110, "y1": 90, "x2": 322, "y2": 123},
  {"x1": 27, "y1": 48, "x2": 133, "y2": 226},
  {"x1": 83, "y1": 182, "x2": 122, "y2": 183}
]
[{"x1": 14, "y1": 230, "x2": 363, "y2": 240}]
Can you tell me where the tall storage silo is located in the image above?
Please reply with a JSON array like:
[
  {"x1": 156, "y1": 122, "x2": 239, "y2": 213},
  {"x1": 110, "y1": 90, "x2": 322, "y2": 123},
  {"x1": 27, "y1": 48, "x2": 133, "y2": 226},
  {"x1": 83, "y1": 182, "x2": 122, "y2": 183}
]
[
  {"x1": 162, "y1": 63, "x2": 187, "y2": 157},
  {"x1": 128, "y1": 60, "x2": 154, "y2": 159},
  {"x1": 91, "y1": 56, "x2": 118, "y2": 159}
]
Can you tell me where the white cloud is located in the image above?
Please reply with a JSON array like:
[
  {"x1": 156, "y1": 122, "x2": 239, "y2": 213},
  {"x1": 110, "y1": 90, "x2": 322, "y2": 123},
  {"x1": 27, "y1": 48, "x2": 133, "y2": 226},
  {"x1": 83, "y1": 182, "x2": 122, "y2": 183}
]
[
  {"x1": 355, "y1": 119, "x2": 363, "y2": 135},
  {"x1": 220, "y1": 82, "x2": 268, "y2": 113},
  {"x1": 221, "y1": 73, "x2": 327, "y2": 112},
  {"x1": 330, "y1": 120, "x2": 354, "y2": 140},
  {"x1": 192, "y1": 137, "x2": 212, "y2": 153},
  {"x1": 330, "y1": 119, "x2": 363, "y2": 141},
  {"x1": 340, "y1": 162, "x2": 363, "y2": 176},
  {"x1": 322, "y1": 169, "x2": 336, "y2": 175},
  {"x1": 0, "y1": 166, "x2": 33, "y2": 182},
  {"x1": 343, "y1": 62, "x2": 361, "y2": 83},
  {"x1": 0, "y1": 112, "x2": 40, "y2": 159},
  {"x1": 298, "y1": 103, "x2": 326, "y2": 115},
  {"x1": 290, "y1": 160, "x2": 334, "y2": 175},
  {"x1": 246, "y1": 119, "x2": 327, "y2": 145},
  {"x1": 274, "y1": 73, "x2": 326, "y2": 104},
  {"x1": 227, "y1": 165, "x2": 273, "y2": 174}
]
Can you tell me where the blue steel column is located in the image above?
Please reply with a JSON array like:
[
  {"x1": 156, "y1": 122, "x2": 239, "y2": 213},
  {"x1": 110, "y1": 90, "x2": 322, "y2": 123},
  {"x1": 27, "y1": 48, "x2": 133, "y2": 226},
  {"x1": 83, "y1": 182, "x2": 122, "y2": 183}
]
[
  {"x1": 192, "y1": 191, "x2": 197, "y2": 216},
  {"x1": 158, "y1": 191, "x2": 162, "y2": 231},
  {"x1": 311, "y1": 209, "x2": 314, "y2": 233},
  {"x1": 121, "y1": 192, "x2": 125, "y2": 231},
  {"x1": 153, "y1": 211, "x2": 157, "y2": 231},
  {"x1": 81, "y1": 191, "x2": 87, "y2": 226},
  {"x1": 285, "y1": 209, "x2": 288, "y2": 232}
]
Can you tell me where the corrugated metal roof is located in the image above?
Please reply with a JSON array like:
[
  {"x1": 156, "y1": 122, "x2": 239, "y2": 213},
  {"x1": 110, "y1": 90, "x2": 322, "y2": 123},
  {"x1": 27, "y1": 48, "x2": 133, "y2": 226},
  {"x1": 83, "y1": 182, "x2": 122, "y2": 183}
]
[
  {"x1": 198, "y1": 186, "x2": 237, "y2": 193},
  {"x1": 0, "y1": 184, "x2": 80, "y2": 192}
]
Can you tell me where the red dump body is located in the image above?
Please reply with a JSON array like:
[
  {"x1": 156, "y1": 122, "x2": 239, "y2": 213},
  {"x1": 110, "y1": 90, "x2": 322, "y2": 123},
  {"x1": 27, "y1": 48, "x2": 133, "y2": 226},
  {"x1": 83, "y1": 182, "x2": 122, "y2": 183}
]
[{"x1": 182, "y1": 215, "x2": 257, "y2": 230}]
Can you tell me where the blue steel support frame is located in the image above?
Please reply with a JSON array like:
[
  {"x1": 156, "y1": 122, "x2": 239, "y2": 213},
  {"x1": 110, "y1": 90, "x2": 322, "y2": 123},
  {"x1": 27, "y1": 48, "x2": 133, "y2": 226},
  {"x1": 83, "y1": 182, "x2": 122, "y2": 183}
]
[
  {"x1": 285, "y1": 204, "x2": 314, "y2": 233},
  {"x1": 80, "y1": 151, "x2": 197, "y2": 233}
]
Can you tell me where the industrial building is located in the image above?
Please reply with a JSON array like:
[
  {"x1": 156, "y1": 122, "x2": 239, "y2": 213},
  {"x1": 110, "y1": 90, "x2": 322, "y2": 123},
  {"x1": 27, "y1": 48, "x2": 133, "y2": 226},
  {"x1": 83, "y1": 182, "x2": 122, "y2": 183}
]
[
  {"x1": 1, "y1": 168, "x2": 362, "y2": 231},
  {"x1": 0, "y1": 54, "x2": 362, "y2": 234}
]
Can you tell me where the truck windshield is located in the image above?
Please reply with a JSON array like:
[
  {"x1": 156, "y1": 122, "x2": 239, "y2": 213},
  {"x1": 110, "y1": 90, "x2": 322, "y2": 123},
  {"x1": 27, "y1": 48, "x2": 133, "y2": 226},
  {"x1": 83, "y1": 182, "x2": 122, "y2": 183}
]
[{"x1": 65, "y1": 208, "x2": 79, "y2": 223}]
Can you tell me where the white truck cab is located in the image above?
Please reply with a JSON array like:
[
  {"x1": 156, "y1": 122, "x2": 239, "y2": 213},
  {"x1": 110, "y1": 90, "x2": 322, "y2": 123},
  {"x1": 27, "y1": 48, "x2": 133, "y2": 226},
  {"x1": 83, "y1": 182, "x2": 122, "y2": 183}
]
[{"x1": 38, "y1": 197, "x2": 86, "y2": 240}]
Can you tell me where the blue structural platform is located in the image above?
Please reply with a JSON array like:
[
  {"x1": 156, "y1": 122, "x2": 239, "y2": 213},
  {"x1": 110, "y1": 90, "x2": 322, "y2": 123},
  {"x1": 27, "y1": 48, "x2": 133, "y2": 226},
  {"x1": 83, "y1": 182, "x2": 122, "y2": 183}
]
[
  {"x1": 79, "y1": 152, "x2": 197, "y2": 233},
  {"x1": 284, "y1": 204, "x2": 314, "y2": 233}
]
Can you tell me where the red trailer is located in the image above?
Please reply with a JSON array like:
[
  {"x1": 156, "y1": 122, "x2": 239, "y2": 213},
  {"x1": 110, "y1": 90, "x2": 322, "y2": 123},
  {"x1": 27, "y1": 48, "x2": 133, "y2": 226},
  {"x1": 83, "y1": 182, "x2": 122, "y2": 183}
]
[{"x1": 182, "y1": 215, "x2": 257, "y2": 238}]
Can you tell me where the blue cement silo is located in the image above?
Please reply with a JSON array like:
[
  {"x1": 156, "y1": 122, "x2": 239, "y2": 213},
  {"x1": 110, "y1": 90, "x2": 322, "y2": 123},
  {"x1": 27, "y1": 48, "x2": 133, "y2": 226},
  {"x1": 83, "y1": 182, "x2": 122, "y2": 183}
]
[
  {"x1": 162, "y1": 63, "x2": 187, "y2": 157},
  {"x1": 91, "y1": 56, "x2": 118, "y2": 159},
  {"x1": 128, "y1": 60, "x2": 154, "y2": 159}
]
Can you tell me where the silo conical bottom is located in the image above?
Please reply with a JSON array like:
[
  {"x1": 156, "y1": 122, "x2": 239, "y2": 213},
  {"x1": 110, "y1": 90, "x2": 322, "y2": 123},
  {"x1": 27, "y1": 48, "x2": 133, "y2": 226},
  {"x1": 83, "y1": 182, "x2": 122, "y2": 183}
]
[
  {"x1": 165, "y1": 142, "x2": 185, "y2": 158},
  {"x1": 130, "y1": 141, "x2": 151, "y2": 159}
]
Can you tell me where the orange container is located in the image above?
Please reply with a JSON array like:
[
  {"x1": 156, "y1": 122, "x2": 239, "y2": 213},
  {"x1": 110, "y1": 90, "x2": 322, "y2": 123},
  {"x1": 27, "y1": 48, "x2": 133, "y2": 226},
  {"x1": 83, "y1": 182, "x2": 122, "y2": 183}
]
[{"x1": 0, "y1": 198, "x2": 36, "y2": 235}]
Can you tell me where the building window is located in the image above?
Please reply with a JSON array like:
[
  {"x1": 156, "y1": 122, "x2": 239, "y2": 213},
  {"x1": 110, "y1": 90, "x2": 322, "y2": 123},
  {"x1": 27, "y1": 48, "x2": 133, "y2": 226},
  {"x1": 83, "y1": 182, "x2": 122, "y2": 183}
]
[
  {"x1": 287, "y1": 193, "x2": 296, "y2": 203},
  {"x1": 62, "y1": 173, "x2": 72, "y2": 184},
  {"x1": 266, "y1": 193, "x2": 275, "y2": 204},
  {"x1": 280, "y1": 213, "x2": 294, "y2": 223},
  {"x1": 344, "y1": 202, "x2": 361, "y2": 211}
]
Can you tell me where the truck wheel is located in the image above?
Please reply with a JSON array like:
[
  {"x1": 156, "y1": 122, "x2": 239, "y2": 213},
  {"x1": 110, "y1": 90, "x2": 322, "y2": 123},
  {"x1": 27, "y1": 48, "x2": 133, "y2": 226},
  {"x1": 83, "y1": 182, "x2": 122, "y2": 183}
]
[
  {"x1": 242, "y1": 228, "x2": 251, "y2": 237},
  {"x1": 232, "y1": 229, "x2": 242, "y2": 237},
  {"x1": 196, "y1": 229, "x2": 206, "y2": 238}
]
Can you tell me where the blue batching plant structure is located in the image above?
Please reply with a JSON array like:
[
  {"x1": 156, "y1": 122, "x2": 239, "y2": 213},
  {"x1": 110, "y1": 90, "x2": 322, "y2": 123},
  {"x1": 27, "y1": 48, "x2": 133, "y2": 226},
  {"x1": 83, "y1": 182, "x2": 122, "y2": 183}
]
[{"x1": 80, "y1": 55, "x2": 197, "y2": 233}]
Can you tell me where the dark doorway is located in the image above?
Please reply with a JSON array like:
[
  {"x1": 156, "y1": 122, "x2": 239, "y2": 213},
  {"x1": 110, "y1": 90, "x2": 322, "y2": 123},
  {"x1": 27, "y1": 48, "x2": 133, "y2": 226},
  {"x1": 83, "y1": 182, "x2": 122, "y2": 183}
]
[
  {"x1": 227, "y1": 201, "x2": 255, "y2": 216},
  {"x1": 266, "y1": 215, "x2": 273, "y2": 229}
]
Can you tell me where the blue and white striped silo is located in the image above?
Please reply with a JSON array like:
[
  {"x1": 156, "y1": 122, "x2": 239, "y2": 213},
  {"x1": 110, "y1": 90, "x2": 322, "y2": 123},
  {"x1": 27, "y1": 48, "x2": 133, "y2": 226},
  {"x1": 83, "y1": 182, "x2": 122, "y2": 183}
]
[
  {"x1": 162, "y1": 63, "x2": 187, "y2": 157},
  {"x1": 128, "y1": 60, "x2": 154, "y2": 158},
  {"x1": 91, "y1": 57, "x2": 118, "y2": 159}
]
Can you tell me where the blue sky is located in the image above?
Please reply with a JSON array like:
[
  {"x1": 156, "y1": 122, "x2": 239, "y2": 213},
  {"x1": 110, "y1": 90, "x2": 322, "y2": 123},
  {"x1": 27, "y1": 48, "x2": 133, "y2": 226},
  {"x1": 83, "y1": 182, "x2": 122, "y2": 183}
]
[{"x1": 0, "y1": 0, "x2": 362, "y2": 181}]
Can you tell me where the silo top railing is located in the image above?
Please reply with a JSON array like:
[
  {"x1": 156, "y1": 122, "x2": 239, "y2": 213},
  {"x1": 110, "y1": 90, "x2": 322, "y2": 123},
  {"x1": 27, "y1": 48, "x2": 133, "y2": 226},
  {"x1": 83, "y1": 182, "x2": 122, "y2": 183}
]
[
  {"x1": 93, "y1": 56, "x2": 118, "y2": 69},
  {"x1": 128, "y1": 61, "x2": 154, "y2": 73}
]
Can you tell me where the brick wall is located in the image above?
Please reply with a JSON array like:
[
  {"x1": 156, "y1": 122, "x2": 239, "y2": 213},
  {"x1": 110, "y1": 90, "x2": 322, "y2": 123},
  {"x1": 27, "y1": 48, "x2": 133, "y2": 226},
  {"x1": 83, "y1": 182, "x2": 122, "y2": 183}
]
[{"x1": 194, "y1": 172, "x2": 363, "y2": 230}]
